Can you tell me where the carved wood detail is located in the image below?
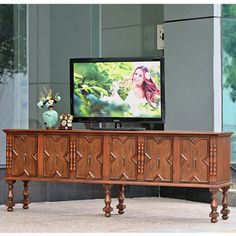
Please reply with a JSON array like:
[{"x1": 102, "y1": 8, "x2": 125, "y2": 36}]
[
  {"x1": 43, "y1": 135, "x2": 70, "y2": 178},
  {"x1": 75, "y1": 136, "x2": 103, "y2": 179},
  {"x1": 144, "y1": 137, "x2": 173, "y2": 182},
  {"x1": 210, "y1": 144, "x2": 217, "y2": 176},
  {"x1": 110, "y1": 136, "x2": 137, "y2": 180},
  {"x1": 6, "y1": 138, "x2": 12, "y2": 170},
  {"x1": 180, "y1": 137, "x2": 209, "y2": 183},
  {"x1": 70, "y1": 141, "x2": 76, "y2": 171},
  {"x1": 11, "y1": 135, "x2": 38, "y2": 177}
]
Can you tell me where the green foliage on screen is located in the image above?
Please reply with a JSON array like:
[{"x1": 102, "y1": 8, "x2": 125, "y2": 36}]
[{"x1": 73, "y1": 61, "x2": 161, "y2": 118}]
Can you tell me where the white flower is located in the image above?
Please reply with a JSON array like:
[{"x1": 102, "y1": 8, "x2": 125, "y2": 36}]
[
  {"x1": 37, "y1": 88, "x2": 61, "y2": 109},
  {"x1": 56, "y1": 95, "x2": 61, "y2": 101},
  {"x1": 37, "y1": 101, "x2": 44, "y2": 108}
]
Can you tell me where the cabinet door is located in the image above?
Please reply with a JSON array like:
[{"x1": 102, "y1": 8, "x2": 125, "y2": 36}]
[
  {"x1": 75, "y1": 136, "x2": 103, "y2": 179},
  {"x1": 110, "y1": 136, "x2": 138, "y2": 181},
  {"x1": 43, "y1": 135, "x2": 70, "y2": 178},
  {"x1": 180, "y1": 137, "x2": 209, "y2": 183},
  {"x1": 11, "y1": 135, "x2": 38, "y2": 177},
  {"x1": 144, "y1": 137, "x2": 173, "y2": 182}
]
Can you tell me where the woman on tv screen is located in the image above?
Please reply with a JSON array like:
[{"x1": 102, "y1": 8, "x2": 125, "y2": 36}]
[
  {"x1": 72, "y1": 60, "x2": 162, "y2": 119},
  {"x1": 109, "y1": 65, "x2": 160, "y2": 116}
]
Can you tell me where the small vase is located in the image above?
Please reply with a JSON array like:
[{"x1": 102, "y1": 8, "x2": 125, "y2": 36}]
[{"x1": 42, "y1": 106, "x2": 58, "y2": 129}]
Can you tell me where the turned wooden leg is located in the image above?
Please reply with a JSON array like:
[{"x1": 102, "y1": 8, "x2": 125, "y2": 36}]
[
  {"x1": 22, "y1": 181, "x2": 30, "y2": 209},
  {"x1": 221, "y1": 186, "x2": 230, "y2": 220},
  {"x1": 103, "y1": 184, "x2": 113, "y2": 217},
  {"x1": 116, "y1": 184, "x2": 126, "y2": 214},
  {"x1": 5, "y1": 180, "x2": 16, "y2": 212},
  {"x1": 209, "y1": 188, "x2": 219, "y2": 223}
]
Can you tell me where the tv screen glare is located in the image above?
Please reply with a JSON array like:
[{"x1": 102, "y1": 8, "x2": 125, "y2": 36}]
[{"x1": 70, "y1": 57, "x2": 165, "y2": 124}]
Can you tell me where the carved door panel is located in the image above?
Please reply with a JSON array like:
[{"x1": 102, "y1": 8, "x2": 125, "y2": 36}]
[
  {"x1": 43, "y1": 135, "x2": 70, "y2": 178},
  {"x1": 75, "y1": 136, "x2": 103, "y2": 179},
  {"x1": 110, "y1": 136, "x2": 138, "y2": 181},
  {"x1": 180, "y1": 137, "x2": 209, "y2": 183},
  {"x1": 144, "y1": 137, "x2": 173, "y2": 182},
  {"x1": 11, "y1": 135, "x2": 38, "y2": 177}
]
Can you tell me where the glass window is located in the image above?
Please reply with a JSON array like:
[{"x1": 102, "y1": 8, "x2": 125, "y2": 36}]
[
  {"x1": 222, "y1": 5, "x2": 236, "y2": 166},
  {"x1": 222, "y1": 5, "x2": 236, "y2": 191},
  {"x1": 0, "y1": 4, "x2": 28, "y2": 165}
]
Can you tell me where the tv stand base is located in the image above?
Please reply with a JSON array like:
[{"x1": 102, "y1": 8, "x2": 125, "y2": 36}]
[{"x1": 4, "y1": 180, "x2": 231, "y2": 223}]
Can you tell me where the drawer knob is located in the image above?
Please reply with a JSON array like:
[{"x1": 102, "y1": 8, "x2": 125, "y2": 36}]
[
  {"x1": 122, "y1": 156, "x2": 126, "y2": 166},
  {"x1": 23, "y1": 153, "x2": 27, "y2": 163},
  {"x1": 88, "y1": 155, "x2": 91, "y2": 166}
]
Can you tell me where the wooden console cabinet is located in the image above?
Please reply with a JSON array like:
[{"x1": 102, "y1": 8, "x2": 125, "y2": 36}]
[{"x1": 3, "y1": 129, "x2": 232, "y2": 223}]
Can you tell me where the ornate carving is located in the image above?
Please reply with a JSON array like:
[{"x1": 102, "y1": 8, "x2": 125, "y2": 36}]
[
  {"x1": 153, "y1": 137, "x2": 162, "y2": 144},
  {"x1": 209, "y1": 188, "x2": 219, "y2": 223},
  {"x1": 23, "y1": 169, "x2": 30, "y2": 176},
  {"x1": 180, "y1": 138, "x2": 209, "y2": 183},
  {"x1": 138, "y1": 143, "x2": 141, "y2": 174},
  {"x1": 116, "y1": 185, "x2": 126, "y2": 214},
  {"x1": 137, "y1": 142, "x2": 144, "y2": 174},
  {"x1": 22, "y1": 181, "x2": 30, "y2": 209},
  {"x1": 189, "y1": 137, "x2": 200, "y2": 144},
  {"x1": 70, "y1": 141, "x2": 76, "y2": 171},
  {"x1": 84, "y1": 136, "x2": 96, "y2": 143},
  {"x1": 141, "y1": 143, "x2": 144, "y2": 173},
  {"x1": 103, "y1": 184, "x2": 113, "y2": 217},
  {"x1": 110, "y1": 137, "x2": 137, "y2": 180},
  {"x1": 75, "y1": 136, "x2": 103, "y2": 179},
  {"x1": 86, "y1": 171, "x2": 95, "y2": 179},
  {"x1": 6, "y1": 138, "x2": 12, "y2": 169},
  {"x1": 51, "y1": 135, "x2": 60, "y2": 142},
  {"x1": 118, "y1": 136, "x2": 129, "y2": 143},
  {"x1": 144, "y1": 137, "x2": 173, "y2": 182},
  {"x1": 210, "y1": 144, "x2": 217, "y2": 176}
]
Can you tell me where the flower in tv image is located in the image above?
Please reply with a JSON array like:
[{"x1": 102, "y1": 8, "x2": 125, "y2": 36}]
[{"x1": 73, "y1": 61, "x2": 161, "y2": 118}]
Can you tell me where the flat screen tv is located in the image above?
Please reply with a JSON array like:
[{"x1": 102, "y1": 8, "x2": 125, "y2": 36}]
[{"x1": 70, "y1": 57, "x2": 165, "y2": 127}]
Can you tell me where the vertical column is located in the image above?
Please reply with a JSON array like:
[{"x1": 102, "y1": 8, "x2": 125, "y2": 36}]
[
  {"x1": 69, "y1": 134, "x2": 76, "y2": 178},
  {"x1": 6, "y1": 135, "x2": 13, "y2": 176},
  {"x1": 209, "y1": 138, "x2": 217, "y2": 183},
  {"x1": 137, "y1": 136, "x2": 145, "y2": 181}
]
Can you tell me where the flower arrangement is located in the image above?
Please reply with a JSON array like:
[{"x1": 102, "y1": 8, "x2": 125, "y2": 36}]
[{"x1": 37, "y1": 87, "x2": 61, "y2": 109}]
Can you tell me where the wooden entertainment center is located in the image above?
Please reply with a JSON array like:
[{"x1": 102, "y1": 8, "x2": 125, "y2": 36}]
[{"x1": 3, "y1": 129, "x2": 232, "y2": 223}]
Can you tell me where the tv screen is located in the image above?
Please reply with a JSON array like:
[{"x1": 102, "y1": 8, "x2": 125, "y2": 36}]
[{"x1": 70, "y1": 57, "x2": 165, "y2": 124}]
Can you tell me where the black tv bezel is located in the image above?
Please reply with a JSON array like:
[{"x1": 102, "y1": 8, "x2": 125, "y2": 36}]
[{"x1": 70, "y1": 57, "x2": 165, "y2": 125}]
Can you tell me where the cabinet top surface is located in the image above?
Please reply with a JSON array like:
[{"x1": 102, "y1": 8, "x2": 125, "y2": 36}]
[{"x1": 3, "y1": 129, "x2": 233, "y2": 137}]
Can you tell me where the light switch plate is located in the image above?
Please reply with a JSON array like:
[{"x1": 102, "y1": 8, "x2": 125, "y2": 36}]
[{"x1": 157, "y1": 24, "x2": 164, "y2": 50}]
